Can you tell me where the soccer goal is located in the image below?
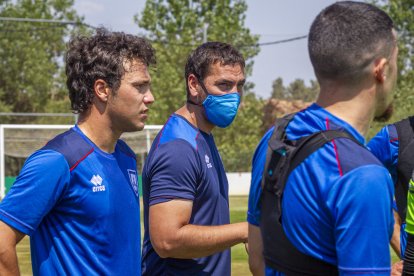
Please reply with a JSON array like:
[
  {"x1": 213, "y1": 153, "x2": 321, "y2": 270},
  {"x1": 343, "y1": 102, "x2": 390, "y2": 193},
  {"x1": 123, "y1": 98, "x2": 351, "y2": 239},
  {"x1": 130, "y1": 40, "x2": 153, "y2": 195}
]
[{"x1": 0, "y1": 124, "x2": 162, "y2": 199}]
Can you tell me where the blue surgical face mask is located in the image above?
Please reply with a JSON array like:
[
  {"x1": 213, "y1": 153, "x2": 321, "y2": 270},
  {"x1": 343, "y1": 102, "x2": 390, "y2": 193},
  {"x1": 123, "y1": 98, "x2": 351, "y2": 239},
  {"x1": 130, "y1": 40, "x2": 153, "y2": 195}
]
[{"x1": 202, "y1": 92, "x2": 241, "y2": 128}]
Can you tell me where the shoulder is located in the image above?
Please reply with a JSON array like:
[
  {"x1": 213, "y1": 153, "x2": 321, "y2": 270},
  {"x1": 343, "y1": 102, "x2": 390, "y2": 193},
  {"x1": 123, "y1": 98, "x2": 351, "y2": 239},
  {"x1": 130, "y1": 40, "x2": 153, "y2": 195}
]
[
  {"x1": 25, "y1": 149, "x2": 69, "y2": 172},
  {"x1": 42, "y1": 128, "x2": 94, "y2": 171},
  {"x1": 145, "y1": 135, "x2": 201, "y2": 179},
  {"x1": 367, "y1": 124, "x2": 399, "y2": 169},
  {"x1": 334, "y1": 138, "x2": 382, "y2": 175},
  {"x1": 116, "y1": 139, "x2": 136, "y2": 159},
  {"x1": 157, "y1": 114, "x2": 200, "y2": 150},
  {"x1": 329, "y1": 164, "x2": 393, "y2": 214},
  {"x1": 368, "y1": 124, "x2": 398, "y2": 147},
  {"x1": 13, "y1": 149, "x2": 70, "y2": 191},
  {"x1": 331, "y1": 163, "x2": 393, "y2": 204},
  {"x1": 341, "y1": 163, "x2": 391, "y2": 185}
]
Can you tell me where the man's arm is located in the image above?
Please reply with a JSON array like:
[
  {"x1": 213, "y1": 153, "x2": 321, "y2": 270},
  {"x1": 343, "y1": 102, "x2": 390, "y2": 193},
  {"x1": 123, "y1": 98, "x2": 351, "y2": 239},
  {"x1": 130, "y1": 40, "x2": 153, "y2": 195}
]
[
  {"x1": 0, "y1": 221, "x2": 25, "y2": 276},
  {"x1": 149, "y1": 199, "x2": 247, "y2": 259},
  {"x1": 248, "y1": 223, "x2": 265, "y2": 276},
  {"x1": 391, "y1": 210, "x2": 402, "y2": 258}
]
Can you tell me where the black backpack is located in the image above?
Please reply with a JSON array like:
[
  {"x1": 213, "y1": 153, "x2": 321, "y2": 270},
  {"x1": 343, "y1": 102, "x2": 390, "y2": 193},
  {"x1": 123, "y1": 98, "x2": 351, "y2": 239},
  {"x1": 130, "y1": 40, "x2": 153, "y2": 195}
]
[
  {"x1": 394, "y1": 116, "x2": 414, "y2": 223},
  {"x1": 260, "y1": 113, "x2": 361, "y2": 276}
]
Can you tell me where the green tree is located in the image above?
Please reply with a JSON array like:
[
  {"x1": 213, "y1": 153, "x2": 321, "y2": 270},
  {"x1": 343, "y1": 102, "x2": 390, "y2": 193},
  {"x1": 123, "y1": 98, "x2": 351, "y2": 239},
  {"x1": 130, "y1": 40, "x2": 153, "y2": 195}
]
[
  {"x1": 137, "y1": 0, "x2": 262, "y2": 171},
  {"x1": 0, "y1": 0, "x2": 85, "y2": 176},
  {"x1": 0, "y1": 0, "x2": 85, "y2": 123},
  {"x1": 287, "y1": 79, "x2": 318, "y2": 102},
  {"x1": 271, "y1": 77, "x2": 286, "y2": 99},
  {"x1": 269, "y1": 77, "x2": 319, "y2": 101}
]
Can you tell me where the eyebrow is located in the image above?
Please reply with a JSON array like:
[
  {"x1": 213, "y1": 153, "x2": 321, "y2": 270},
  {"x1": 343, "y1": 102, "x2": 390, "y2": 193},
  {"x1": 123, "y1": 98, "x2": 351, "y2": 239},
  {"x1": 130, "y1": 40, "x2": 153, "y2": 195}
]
[
  {"x1": 131, "y1": 79, "x2": 151, "y2": 86},
  {"x1": 215, "y1": 79, "x2": 246, "y2": 85}
]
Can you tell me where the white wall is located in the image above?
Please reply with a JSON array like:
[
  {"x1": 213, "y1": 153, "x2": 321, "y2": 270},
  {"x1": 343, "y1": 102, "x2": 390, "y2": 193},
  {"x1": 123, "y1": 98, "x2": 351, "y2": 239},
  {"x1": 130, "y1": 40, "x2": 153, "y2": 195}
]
[{"x1": 227, "y1": 172, "x2": 251, "y2": 196}]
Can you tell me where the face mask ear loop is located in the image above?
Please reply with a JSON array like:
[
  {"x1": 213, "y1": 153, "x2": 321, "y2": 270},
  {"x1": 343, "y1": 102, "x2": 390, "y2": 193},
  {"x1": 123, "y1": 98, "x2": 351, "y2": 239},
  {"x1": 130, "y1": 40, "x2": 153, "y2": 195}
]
[
  {"x1": 198, "y1": 79, "x2": 210, "y2": 97},
  {"x1": 187, "y1": 73, "x2": 209, "y2": 106}
]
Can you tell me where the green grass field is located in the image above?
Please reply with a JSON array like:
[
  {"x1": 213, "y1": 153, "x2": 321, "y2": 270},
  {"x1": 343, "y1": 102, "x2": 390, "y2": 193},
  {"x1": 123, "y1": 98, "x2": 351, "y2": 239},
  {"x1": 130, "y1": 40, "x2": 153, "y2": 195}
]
[{"x1": 16, "y1": 196, "x2": 398, "y2": 275}]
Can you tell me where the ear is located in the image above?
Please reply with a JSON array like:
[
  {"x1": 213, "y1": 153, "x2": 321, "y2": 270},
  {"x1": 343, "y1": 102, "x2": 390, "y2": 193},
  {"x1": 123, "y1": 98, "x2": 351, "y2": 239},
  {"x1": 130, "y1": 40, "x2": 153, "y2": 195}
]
[
  {"x1": 187, "y1": 74, "x2": 203, "y2": 98},
  {"x1": 373, "y1": 58, "x2": 389, "y2": 84},
  {"x1": 93, "y1": 79, "x2": 110, "y2": 102}
]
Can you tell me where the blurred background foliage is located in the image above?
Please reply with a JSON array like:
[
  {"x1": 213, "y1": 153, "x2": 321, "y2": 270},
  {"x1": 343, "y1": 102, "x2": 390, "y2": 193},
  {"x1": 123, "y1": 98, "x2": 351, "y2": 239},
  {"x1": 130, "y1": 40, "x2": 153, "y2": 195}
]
[{"x1": 0, "y1": 0, "x2": 413, "y2": 172}]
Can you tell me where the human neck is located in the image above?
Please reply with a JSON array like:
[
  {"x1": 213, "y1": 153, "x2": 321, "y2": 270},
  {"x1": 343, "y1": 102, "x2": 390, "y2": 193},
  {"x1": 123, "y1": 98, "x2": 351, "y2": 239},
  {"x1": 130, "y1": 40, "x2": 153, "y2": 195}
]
[
  {"x1": 176, "y1": 103, "x2": 214, "y2": 134},
  {"x1": 316, "y1": 84, "x2": 376, "y2": 137},
  {"x1": 77, "y1": 108, "x2": 120, "y2": 153}
]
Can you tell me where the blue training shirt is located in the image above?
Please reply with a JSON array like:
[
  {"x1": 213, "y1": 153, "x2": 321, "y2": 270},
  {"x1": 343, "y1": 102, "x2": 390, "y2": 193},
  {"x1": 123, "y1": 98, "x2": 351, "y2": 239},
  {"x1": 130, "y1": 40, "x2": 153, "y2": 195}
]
[
  {"x1": 0, "y1": 125, "x2": 141, "y2": 275},
  {"x1": 142, "y1": 113, "x2": 231, "y2": 276},
  {"x1": 248, "y1": 103, "x2": 394, "y2": 275},
  {"x1": 368, "y1": 124, "x2": 406, "y2": 256}
]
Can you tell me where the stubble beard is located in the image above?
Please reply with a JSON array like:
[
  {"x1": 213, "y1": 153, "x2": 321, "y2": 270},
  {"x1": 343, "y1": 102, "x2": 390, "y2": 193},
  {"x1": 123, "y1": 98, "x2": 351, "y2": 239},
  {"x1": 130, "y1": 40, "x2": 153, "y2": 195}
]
[{"x1": 374, "y1": 102, "x2": 394, "y2": 123}]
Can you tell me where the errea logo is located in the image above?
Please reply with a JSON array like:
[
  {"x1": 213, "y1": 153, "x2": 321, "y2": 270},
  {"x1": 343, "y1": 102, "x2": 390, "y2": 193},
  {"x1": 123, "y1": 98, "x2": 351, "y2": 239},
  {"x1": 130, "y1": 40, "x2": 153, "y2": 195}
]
[
  {"x1": 205, "y1": 154, "x2": 212, "y2": 169},
  {"x1": 90, "y1": 174, "x2": 106, "y2": 192}
]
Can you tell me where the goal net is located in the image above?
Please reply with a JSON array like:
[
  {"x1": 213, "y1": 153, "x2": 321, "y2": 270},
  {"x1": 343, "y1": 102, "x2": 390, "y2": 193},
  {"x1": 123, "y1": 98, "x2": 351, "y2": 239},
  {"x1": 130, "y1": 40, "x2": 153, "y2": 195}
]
[{"x1": 0, "y1": 124, "x2": 162, "y2": 199}]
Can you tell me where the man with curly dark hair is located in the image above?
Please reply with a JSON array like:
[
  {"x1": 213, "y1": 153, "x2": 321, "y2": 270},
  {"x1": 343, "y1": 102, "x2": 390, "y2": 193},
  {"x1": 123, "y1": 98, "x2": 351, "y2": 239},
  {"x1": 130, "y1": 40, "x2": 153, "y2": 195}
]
[{"x1": 0, "y1": 28, "x2": 156, "y2": 275}]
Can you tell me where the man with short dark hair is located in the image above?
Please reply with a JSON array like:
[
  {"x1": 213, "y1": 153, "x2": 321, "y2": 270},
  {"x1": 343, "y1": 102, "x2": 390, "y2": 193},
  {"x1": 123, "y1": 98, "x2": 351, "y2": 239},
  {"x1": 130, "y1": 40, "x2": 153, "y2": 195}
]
[
  {"x1": 248, "y1": 2, "x2": 397, "y2": 275},
  {"x1": 141, "y1": 42, "x2": 248, "y2": 275},
  {"x1": 368, "y1": 117, "x2": 414, "y2": 273},
  {"x1": 0, "y1": 28, "x2": 155, "y2": 275}
]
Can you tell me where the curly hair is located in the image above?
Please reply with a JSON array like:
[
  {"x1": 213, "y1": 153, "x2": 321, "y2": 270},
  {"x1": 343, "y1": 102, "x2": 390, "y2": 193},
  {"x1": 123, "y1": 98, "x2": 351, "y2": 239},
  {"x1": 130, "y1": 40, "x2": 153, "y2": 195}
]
[{"x1": 66, "y1": 28, "x2": 156, "y2": 113}]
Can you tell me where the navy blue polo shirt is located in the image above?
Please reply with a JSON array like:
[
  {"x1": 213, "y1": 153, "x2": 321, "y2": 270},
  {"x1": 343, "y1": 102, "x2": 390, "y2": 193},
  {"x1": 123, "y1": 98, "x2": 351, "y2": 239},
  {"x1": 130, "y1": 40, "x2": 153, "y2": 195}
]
[
  {"x1": 248, "y1": 104, "x2": 394, "y2": 275},
  {"x1": 0, "y1": 125, "x2": 141, "y2": 275},
  {"x1": 368, "y1": 124, "x2": 406, "y2": 256},
  {"x1": 141, "y1": 114, "x2": 231, "y2": 275}
]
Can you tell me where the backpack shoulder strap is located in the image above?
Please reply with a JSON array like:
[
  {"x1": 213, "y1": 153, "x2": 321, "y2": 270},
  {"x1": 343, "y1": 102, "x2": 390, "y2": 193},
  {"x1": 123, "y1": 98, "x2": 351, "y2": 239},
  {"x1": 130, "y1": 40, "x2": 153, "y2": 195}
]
[
  {"x1": 287, "y1": 130, "x2": 361, "y2": 177},
  {"x1": 261, "y1": 113, "x2": 296, "y2": 192},
  {"x1": 394, "y1": 116, "x2": 414, "y2": 222},
  {"x1": 395, "y1": 116, "x2": 414, "y2": 153}
]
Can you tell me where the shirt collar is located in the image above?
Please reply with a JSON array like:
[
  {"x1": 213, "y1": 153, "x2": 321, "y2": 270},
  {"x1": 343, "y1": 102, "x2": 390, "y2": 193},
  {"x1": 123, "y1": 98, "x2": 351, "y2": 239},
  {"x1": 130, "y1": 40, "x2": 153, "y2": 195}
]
[
  {"x1": 308, "y1": 103, "x2": 365, "y2": 145},
  {"x1": 286, "y1": 103, "x2": 366, "y2": 145}
]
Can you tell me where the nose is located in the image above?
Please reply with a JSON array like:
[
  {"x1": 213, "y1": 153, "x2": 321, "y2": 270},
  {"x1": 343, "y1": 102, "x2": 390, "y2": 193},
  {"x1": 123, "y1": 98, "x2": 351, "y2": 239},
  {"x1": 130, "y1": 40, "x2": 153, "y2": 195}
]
[{"x1": 144, "y1": 89, "x2": 155, "y2": 105}]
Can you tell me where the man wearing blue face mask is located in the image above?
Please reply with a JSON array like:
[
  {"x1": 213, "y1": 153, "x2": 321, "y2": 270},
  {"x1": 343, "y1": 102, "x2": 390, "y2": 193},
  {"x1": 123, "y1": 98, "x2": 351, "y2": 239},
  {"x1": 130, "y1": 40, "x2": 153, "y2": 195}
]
[{"x1": 141, "y1": 42, "x2": 248, "y2": 275}]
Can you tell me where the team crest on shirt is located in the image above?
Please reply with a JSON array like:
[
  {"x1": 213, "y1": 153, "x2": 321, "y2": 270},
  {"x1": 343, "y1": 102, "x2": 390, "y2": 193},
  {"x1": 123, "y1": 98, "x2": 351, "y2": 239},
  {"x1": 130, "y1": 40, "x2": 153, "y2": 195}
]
[
  {"x1": 127, "y1": 169, "x2": 139, "y2": 196},
  {"x1": 90, "y1": 174, "x2": 106, "y2": 192},
  {"x1": 205, "y1": 154, "x2": 213, "y2": 169}
]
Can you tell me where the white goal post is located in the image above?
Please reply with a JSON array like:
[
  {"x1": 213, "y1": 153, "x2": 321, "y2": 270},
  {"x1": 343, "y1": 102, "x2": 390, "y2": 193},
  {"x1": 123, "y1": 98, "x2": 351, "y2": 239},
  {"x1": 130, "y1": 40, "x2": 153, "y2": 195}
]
[{"x1": 0, "y1": 124, "x2": 162, "y2": 199}]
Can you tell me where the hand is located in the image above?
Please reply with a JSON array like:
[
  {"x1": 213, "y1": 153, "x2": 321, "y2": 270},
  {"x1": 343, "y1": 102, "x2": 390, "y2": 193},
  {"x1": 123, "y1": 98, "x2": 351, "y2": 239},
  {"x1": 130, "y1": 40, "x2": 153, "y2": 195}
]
[{"x1": 391, "y1": 260, "x2": 403, "y2": 276}]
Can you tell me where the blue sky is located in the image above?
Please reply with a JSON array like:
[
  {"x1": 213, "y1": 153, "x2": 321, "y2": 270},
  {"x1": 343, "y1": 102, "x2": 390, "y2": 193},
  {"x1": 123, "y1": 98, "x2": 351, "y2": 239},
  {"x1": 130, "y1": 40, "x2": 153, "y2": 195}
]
[{"x1": 74, "y1": 0, "x2": 348, "y2": 98}]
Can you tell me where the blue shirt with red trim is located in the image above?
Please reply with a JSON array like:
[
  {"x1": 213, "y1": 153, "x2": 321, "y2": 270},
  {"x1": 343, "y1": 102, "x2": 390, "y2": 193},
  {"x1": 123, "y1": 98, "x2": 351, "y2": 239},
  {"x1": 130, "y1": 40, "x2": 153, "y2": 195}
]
[
  {"x1": 248, "y1": 104, "x2": 394, "y2": 275},
  {"x1": 0, "y1": 125, "x2": 141, "y2": 275},
  {"x1": 141, "y1": 113, "x2": 231, "y2": 276},
  {"x1": 368, "y1": 124, "x2": 406, "y2": 256}
]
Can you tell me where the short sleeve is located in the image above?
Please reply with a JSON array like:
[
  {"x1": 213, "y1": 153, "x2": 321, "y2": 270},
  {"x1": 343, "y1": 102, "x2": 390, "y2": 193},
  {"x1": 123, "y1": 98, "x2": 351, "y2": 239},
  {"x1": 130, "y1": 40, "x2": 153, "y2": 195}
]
[
  {"x1": 327, "y1": 165, "x2": 394, "y2": 275},
  {"x1": 247, "y1": 128, "x2": 273, "y2": 226},
  {"x1": 0, "y1": 150, "x2": 70, "y2": 236},
  {"x1": 146, "y1": 140, "x2": 201, "y2": 206}
]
